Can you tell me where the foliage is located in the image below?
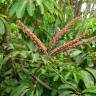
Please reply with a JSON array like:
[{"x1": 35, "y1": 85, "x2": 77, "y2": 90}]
[{"x1": 0, "y1": 0, "x2": 96, "y2": 96}]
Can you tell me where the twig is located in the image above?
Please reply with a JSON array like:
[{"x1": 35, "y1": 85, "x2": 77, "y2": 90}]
[
  {"x1": 31, "y1": 74, "x2": 52, "y2": 90},
  {"x1": 23, "y1": 68, "x2": 52, "y2": 90}
]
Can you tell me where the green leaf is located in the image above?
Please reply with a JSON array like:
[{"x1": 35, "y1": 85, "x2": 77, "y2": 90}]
[
  {"x1": 16, "y1": 0, "x2": 27, "y2": 18},
  {"x1": 84, "y1": 94, "x2": 92, "y2": 96},
  {"x1": 58, "y1": 83, "x2": 77, "y2": 91},
  {"x1": 4, "y1": 79, "x2": 18, "y2": 86},
  {"x1": 41, "y1": 55, "x2": 49, "y2": 64},
  {"x1": 0, "y1": 53, "x2": 4, "y2": 69},
  {"x1": 29, "y1": 91, "x2": 35, "y2": 96},
  {"x1": 59, "y1": 91, "x2": 73, "y2": 96},
  {"x1": 33, "y1": 53, "x2": 40, "y2": 62},
  {"x1": 81, "y1": 70, "x2": 94, "y2": 88},
  {"x1": 0, "y1": 19, "x2": 5, "y2": 35},
  {"x1": 73, "y1": 72, "x2": 82, "y2": 83},
  {"x1": 53, "y1": 75, "x2": 59, "y2": 81},
  {"x1": 36, "y1": 0, "x2": 42, "y2": 5},
  {"x1": 64, "y1": 71, "x2": 71, "y2": 80},
  {"x1": 21, "y1": 88, "x2": 29, "y2": 96},
  {"x1": 20, "y1": 51, "x2": 31, "y2": 58},
  {"x1": 10, "y1": 85, "x2": 29, "y2": 96},
  {"x1": 86, "y1": 68, "x2": 96, "y2": 79},
  {"x1": 8, "y1": 1, "x2": 19, "y2": 17},
  {"x1": 27, "y1": 0, "x2": 35, "y2": 16},
  {"x1": 36, "y1": 89, "x2": 39, "y2": 96},
  {"x1": 11, "y1": 51, "x2": 31, "y2": 58},
  {"x1": 70, "y1": 49, "x2": 82, "y2": 57},
  {"x1": 39, "y1": 4, "x2": 44, "y2": 14},
  {"x1": 43, "y1": 0, "x2": 54, "y2": 14},
  {"x1": 0, "y1": 0, "x2": 6, "y2": 3},
  {"x1": 51, "y1": 89, "x2": 57, "y2": 96},
  {"x1": 1, "y1": 17, "x2": 11, "y2": 33},
  {"x1": 51, "y1": 0, "x2": 59, "y2": 9},
  {"x1": 82, "y1": 86, "x2": 96, "y2": 93}
]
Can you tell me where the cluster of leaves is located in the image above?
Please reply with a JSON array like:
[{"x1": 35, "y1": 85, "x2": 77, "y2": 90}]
[
  {"x1": 8, "y1": 0, "x2": 59, "y2": 18},
  {"x1": 0, "y1": 0, "x2": 96, "y2": 96}
]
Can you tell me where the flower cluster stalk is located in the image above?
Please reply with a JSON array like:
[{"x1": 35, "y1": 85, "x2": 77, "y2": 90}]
[
  {"x1": 16, "y1": 20, "x2": 47, "y2": 54},
  {"x1": 51, "y1": 16, "x2": 80, "y2": 49}
]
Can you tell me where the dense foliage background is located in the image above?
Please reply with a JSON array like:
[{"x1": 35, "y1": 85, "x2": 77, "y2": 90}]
[{"x1": 0, "y1": 0, "x2": 96, "y2": 96}]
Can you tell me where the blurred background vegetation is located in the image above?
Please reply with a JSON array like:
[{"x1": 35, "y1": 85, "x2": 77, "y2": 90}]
[{"x1": 0, "y1": 0, "x2": 96, "y2": 96}]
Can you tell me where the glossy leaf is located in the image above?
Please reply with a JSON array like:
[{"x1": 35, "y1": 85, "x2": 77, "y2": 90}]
[
  {"x1": 86, "y1": 68, "x2": 96, "y2": 79},
  {"x1": 36, "y1": 0, "x2": 42, "y2": 5},
  {"x1": 10, "y1": 85, "x2": 29, "y2": 96},
  {"x1": 27, "y1": 0, "x2": 35, "y2": 16},
  {"x1": 8, "y1": 1, "x2": 19, "y2": 17},
  {"x1": 81, "y1": 70, "x2": 94, "y2": 88},
  {"x1": 59, "y1": 91, "x2": 73, "y2": 96},
  {"x1": 70, "y1": 49, "x2": 82, "y2": 57},
  {"x1": 43, "y1": 0, "x2": 54, "y2": 14},
  {"x1": 82, "y1": 86, "x2": 96, "y2": 93},
  {"x1": 39, "y1": 4, "x2": 44, "y2": 14},
  {"x1": 16, "y1": 0, "x2": 27, "y2": 18}
]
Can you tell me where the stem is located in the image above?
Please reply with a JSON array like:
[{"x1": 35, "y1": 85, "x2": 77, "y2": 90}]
[
  {"x1": 23, "y1": 68, "x2": 52, "y2": 90},
  {"x1": 16, "y1": 20, "x2": 47, "y2": 54},
  {"x1": 47, "y1": 63, "x2": 78, "y2": 92}
]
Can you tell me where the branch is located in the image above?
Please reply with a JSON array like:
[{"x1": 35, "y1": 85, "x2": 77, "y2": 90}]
[{"x1": 23, "y1": 68, "x2": 52, "y2": 90}]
